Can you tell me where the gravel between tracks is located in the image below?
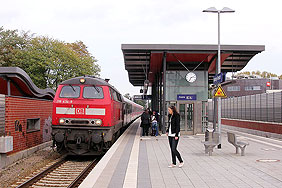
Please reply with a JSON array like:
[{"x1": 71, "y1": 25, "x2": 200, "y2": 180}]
[{"x1": 0, "y1": 147, "x2": 61, "y2": 188}]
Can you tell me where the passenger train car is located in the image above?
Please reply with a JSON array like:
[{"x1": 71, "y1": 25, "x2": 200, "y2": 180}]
[{"x1": 51, "y1": 76, "x2": 143, "y2": 155}]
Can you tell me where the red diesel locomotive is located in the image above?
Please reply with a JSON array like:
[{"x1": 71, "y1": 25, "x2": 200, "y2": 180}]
[{"x1": 51, "y1": 76, "x2": 143, "y2": 155}]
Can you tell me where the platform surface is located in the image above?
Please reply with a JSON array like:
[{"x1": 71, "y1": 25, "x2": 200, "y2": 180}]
[{"x1": 80, "y1": 119, "x2": 282, "y2": 188}]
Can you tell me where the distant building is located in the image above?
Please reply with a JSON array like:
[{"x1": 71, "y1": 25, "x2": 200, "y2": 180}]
[{"x1": 222, "y1": 76, "x2": 282, "y2": 97}]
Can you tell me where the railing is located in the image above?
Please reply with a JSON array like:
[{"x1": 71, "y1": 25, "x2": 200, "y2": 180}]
[{"x1": 208, "y1": 91, "x2": 282, "y2": 123}]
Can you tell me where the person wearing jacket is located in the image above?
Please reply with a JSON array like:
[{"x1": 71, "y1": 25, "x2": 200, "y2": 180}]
[
  {"x1": 166, "y1": 106, "x2": 184, "y2": 168},
  {"x1": 141, "y1": 109, "x2": 151, "y2": 136}
]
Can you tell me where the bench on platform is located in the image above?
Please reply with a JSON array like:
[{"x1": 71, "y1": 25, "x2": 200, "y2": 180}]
[
  {"x1": 202, "y1": 132, "x2": 219, "y2": 156},
  {"x1": 227, "y1": 132, "x2": 249, "y2": 156}
]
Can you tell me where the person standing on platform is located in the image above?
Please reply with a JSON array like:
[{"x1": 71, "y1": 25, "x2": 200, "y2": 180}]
[
  {"x1": 151, "y1": 111, "x2": 158, "y2": 136},
  {"x1": 141, "y1": 109, "x2": 151, "y2": 136},
  {"x1": 166, "y1": 106, "x2": 184, "y2": 168}
]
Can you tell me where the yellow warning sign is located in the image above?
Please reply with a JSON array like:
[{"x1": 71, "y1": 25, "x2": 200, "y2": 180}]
[{"x1": 214, "y1": 85, "x2": 227, "y2": 98}]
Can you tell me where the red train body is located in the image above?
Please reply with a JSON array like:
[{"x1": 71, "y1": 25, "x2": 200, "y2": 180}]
[{"x1": 51, "y1": 76, "x2": 143, "y2": 155}]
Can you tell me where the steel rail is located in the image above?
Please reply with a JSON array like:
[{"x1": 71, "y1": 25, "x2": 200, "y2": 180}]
[
  {"x1": 16, "y1": 157, "x2": 67, "y2": 188},
  {"x1": 67, "y1": 158, "x2": 99, "y2": 188}
]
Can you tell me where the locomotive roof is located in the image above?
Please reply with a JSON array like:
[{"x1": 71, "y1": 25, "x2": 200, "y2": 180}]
[
  {"x1": 61, "y1": 76, "x2": 108, "y2": 85},
  {"x1": 60, "y1": 76, "x2": 121, "y2": 94}
]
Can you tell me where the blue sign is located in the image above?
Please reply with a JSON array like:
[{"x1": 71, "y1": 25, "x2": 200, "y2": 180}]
[
  {"x1": 177, "y1": 94, "x2": 197, "y2": 101},
  {"x1": 213, "y1": 72, "x2": 226, "y2": 85}
]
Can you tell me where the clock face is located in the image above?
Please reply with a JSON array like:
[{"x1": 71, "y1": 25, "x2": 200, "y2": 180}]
[{"x1": 186, "y1": 72, "x2": 196, "y2": 83}]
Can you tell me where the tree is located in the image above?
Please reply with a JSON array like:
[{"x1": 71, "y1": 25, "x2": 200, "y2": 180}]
[
  {"x1": 135, "y1": 100, "x2": 146, "y2": 108},
  {"x1": 0, "y1": 27, "x2": 30, "y2": 67},
  {"x1": 0, "y1": 27, "x2": 100, "y2": 89},
  {"x1": 236, "y1": 71, "x2": 251, "y2": 76},
  {"x1": 236, "y1": 70, "x2": 279, "y2": 79}
]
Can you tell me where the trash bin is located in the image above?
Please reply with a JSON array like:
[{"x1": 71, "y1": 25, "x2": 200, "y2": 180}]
[{"x1": 205, "y1": 128, "x2": 214, "y2": 141}]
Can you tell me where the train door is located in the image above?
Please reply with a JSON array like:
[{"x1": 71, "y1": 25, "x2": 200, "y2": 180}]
[{"x1": 177, "y1": 102, "x2": 194, "y2": 134}]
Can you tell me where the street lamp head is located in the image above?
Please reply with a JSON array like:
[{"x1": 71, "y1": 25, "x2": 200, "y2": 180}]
[
  {"x1": 203, "y1": 7, "x2": 218, "y2": 13},
  {"x1": 203, "y1": 7, "x2": 235, "y2": 13},
  {"x1": 221, "y1": 7, "x2": 235, "y2": 13}
]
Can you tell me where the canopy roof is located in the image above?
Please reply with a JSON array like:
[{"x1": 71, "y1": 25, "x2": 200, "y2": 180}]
[{"x1": 122, "y1": 44, "x2": 265, "y2": 86}]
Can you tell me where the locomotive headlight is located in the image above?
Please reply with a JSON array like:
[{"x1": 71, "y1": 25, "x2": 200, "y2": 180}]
[
  {"x1": 95, "y1": 119, "x2": 102, "y2": 126},
  {"x1": 59, "y1": 119, "x2": 65, "y2": 124},
  {"x1": 80, "y1": 78, "x2": 86, "y2": 84}
]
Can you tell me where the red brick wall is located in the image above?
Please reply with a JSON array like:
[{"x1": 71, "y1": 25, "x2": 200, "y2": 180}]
[
  {"x1": 222, "y1": 118, "x2": 282, "y2": 134},
  {"x1": 5, "y1": 96, "x2": 53, "y2": 155}
]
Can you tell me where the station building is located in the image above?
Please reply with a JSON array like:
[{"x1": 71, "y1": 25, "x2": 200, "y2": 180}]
[
  {"x1": 222, "y1": 77, "x2": 282, "y2": 97},
  {"x1": 0, "y1": 67, "x2": 55, "y2": 168},
  {"x1": 122, "y1": 44, "x2": 264, "y2": 134}
]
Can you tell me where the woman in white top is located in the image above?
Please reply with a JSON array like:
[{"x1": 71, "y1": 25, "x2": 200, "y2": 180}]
[{"x1": 166, "y1": 106, "x2": 184, "y2": 168}]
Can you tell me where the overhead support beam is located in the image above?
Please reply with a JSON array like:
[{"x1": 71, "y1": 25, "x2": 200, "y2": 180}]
[
  {"x1": 124, "y1": 61, "x2": 149, "y2": 64},
  {"x1": 125, "y1": 66, "x2": 147, "y2": 69}
]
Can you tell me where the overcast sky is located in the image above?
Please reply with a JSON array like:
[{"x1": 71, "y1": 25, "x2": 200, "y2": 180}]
[{"x1": 1, "y1": 0, "x2": 281, "y2": 95}]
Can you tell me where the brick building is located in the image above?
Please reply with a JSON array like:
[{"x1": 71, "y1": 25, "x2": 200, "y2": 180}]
[{"x1": 0, "y1": 67, "x2": 55, "y2": 158}]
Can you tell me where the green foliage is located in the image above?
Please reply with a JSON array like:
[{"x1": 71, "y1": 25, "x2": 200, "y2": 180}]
[
  {"x1": 134, "y1": 99, "x2": 146, "y2": 108},
  {"x1": 236, "y1": 70, "x2": 280, "y2": 79},
  {"x1": 0, "y1": 27, "x2": 100, "y2": 89},
  {"x1": 236, "y1": 71, "x2": 251, "y2": 76},
  {"x1": 0, "y1": 27, "x2": 30, "y2": 67}
]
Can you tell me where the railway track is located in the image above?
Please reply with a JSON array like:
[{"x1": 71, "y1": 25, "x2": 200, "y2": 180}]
[{"x1": 14, "y1": 157, "x2": 99, "y2": 188}]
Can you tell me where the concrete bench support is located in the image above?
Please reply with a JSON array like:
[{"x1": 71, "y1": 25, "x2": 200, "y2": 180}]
[
  {"x1": 202, "y1": 132, "x2": 219, "y2": 156},
  {"x1": 227, "y1": 132, "x2": 249, "y2": 156}
]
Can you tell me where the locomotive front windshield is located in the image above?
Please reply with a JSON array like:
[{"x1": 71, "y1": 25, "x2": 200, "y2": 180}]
[
  {"x1": 59, "y1": 85, "x2": 80, "y2": 98},
  {"x1": 83, "y1": 86, "x2": 104, "y2": 99}
]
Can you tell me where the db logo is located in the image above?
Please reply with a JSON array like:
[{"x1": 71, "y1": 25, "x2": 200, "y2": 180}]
[{"x1": 76, "y1": 108, "x2": 85, "y2": 115}]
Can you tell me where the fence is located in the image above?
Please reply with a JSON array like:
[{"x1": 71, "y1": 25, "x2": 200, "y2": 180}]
[{"x1": 208, "y1": 92, "x2": 282, "y2": 123}]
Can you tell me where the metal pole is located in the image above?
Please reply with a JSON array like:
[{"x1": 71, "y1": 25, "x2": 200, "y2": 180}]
[
  {"x1": 7, "y1": 79, "x2": 11, "y2": 96},
  {"x1": 213, "y1": 98, "x2": 217, "y2": 130},
  {"x1": 162, "y1": 52, "x2": 167, "y2": 134},
  {"x1": 217, "y1": 11, "x2": 222, "y2": 149}
]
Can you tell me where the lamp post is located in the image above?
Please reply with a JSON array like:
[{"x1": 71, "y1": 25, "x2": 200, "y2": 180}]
[{"x1": 203, "y1": 7, "x2": 235, "y2": 148}]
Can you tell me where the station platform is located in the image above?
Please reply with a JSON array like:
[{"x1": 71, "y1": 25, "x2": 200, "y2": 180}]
[{"x1": 79, "y1": 118, "x2": 282, "y2": 188}]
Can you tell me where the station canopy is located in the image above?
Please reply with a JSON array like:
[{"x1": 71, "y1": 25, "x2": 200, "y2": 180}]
[{"x1": 122, "y1": 44, "x2": 265, "y2": 86}]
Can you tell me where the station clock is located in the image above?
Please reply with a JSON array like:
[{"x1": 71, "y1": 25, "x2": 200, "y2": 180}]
[{"x1": 186, "y1": 72, "x2": 197, "y2": 83}]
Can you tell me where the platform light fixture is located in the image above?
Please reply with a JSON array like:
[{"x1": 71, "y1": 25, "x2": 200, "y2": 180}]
[{"x1": 203, "y1": 7, "x2": 235, "y2": 149}]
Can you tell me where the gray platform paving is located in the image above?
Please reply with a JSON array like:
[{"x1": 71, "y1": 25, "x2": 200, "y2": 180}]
[{"x1": 80, "y1": 118, "x2": 282, "y2": 188}]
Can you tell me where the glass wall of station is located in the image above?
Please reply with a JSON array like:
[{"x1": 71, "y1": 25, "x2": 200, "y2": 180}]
[
  {"x1": 151, "y1": 70, "x2": 209, "y2": 135},
  {"x1": 165, "y1": 71, "x2": 208, "y2": 101}
]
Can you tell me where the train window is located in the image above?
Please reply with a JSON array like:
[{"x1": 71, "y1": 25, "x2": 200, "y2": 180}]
[
  {"x1": 109, "y1": 88, "x2": 112, "y2": 99},
  {"x1": 59, "y1": 85, "x2": 80, "y2": 98},
  {"x1": 117, "y1": 93, "x2": 122, "y2": 102},
  {"x1": 83, "y1": 86, "x2": 104, "y2": 99},
  {"x1": 111, "y1": 89, "x2": 118, "y2": 101}
]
